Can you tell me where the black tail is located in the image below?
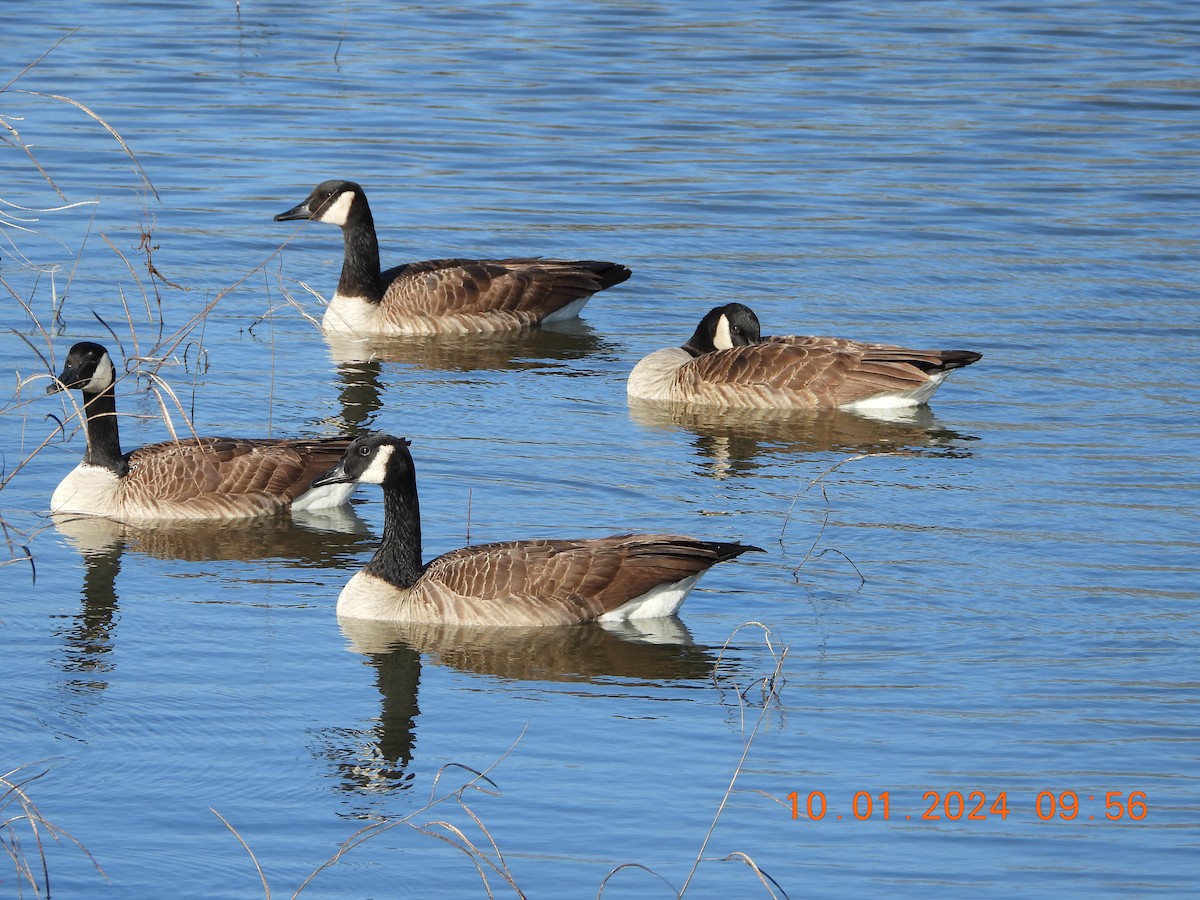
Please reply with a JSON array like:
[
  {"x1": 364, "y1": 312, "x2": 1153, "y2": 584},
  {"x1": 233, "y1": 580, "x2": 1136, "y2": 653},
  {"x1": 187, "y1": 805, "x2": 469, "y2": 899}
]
[
  {"x1": 581, "y1": 261, "x2": 632, "y2": 290},
  {"x1": 708, "y1": 541, "x2": 766, "y2": 563},
  {"x1": 939, "y1": 350, "x2": 982, "y2": 371}
]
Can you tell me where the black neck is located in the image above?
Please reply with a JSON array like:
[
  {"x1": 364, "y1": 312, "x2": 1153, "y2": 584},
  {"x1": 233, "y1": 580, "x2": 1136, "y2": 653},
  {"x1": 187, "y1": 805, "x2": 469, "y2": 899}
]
[
  {"x1": 681, "y1": 313, "x2": 718, "y2": 357},
  {"x1": 681, "y1": 325, "x2": 713, "y2": 357},
  {"x1": 338, "y1": 204, "x2": 385, "y2": 304},
  {"x1": 79, "y1": 386, "x2": 129, "y2": 476},
  {"x1": 364, "y1": 467, "x2": 424, "y2": 588}
]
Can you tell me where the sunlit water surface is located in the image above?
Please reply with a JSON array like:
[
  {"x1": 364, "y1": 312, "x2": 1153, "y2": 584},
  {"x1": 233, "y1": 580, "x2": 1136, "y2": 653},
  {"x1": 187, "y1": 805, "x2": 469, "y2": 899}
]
[{"x1": 2, "y1": 1, "x2": 1197, "y2": 896}]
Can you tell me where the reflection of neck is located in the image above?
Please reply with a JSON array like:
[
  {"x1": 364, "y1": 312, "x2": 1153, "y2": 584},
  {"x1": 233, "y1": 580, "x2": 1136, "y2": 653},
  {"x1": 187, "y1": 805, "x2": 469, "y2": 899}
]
[
  {"x1": 337, "y1": 360, "x2": 383, "y2": 435},
  {"x1": 73, "y1": 542, "x2": 122, "y2": 669},
  {"x1": 80, "y1": 387, "x2": 129, "y2": 476},
  {"x1": 338, "y1": 205, "x2": 385, "y2": 304},
  {"x1": 372, "y1": 645, "x2": 421, "y2": 776},
  {"x1": 365, "y1": 467, "x2": 424, "y2": 588}
]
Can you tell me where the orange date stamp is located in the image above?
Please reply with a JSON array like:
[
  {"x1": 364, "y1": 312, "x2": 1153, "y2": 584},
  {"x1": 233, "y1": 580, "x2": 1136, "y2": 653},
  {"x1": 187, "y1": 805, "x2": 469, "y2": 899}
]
[{"x1": 788, "y1": 790, "x2": 1149, "y2": 823}]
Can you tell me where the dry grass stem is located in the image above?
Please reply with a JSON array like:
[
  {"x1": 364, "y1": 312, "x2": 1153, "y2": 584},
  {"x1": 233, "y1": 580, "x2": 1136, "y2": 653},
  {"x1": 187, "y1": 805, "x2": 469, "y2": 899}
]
[
  {"x1": 274, "y1": 277, "x2": 328, "y2": 331},
  {"x1": 596, "y1": 863, "x2": 678, "y2": 896},
  {"x1": 597, "y1": 624, "x2": 789, "y2": 898},
  {"x1": 678, "y1": 625, "x2": 787, "y2": 896},
  {"x1": 0, "y1": 115, "x2": 67, "y2": 205},
  {"x1": 779, "y1": 454, "x2": 874, "y2": 586},
  {"x1": 779, "y1": 453, "x2": 872, "y2": 546},
  {"x1": 213, "y1": 726, "x2": 532, "y2": 898},
  {"x1": 703, "y1": 852, "x2": 787, "y2": 899},
  {"x1": 0, "y1": 196, "x2": 99, "y2": 242},
  {"x1": 1, "y1": 30, "x2": 79, "y2": 94},
  {"x1": 211, "y1": 808, "x2": 271, "y2": 900},
  {"x1": 100, "y1": 233, "x2": 157, "y2": 335},
  {"x1": 7, "y1": 89, "x2": 159, "y2": 201},
  {"x1": 1, "y1": 763, "x2": 106, "y2": 895}
]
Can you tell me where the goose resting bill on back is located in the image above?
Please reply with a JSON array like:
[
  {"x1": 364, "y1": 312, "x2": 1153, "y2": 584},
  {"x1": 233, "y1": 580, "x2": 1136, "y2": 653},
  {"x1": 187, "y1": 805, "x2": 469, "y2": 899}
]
[
  {"x1": 627, "y1": 302, "x2": 982, "y2": 410},
  {"x1": 274, "y1": 179, "x2": 632, "y2": 337},
  {"x1": 311, "y1": 433, "x2": 762, "y2": 626},
  {"x1": 47, "y1": 341, "x2": 355, "y2": 521}
]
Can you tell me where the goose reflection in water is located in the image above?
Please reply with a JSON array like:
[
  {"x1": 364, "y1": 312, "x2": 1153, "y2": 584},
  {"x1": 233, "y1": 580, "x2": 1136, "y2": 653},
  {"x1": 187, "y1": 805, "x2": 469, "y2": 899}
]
[
  {"x1": 54, "y1": 507, "x2": 371, "y2": 566},
  {"x1": 323, "y1": 321, "x2": 616, "y2": 437},
  {"x1": 50, "y1": 509, "x2": 372, "y2": 696},
  {"x1": 54, "y1": 529, "x2": 123, "y2": 695},
  {"x1": 628, "y1": 398, "x2": 978, "y2": 477},
  {"x1": 331, "y1": 356, "x2": 387, "y2": 436},
  {"x1": 323, "y1": 319, "x2": 613, "y2": 370},
  {"x1": 321, "y1": 616, "x2": 723, "y2": 795}
]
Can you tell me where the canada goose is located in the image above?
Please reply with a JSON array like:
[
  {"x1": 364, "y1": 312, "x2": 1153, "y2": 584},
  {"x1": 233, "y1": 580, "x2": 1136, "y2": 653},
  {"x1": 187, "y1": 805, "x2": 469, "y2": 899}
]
[
  {"x1": 47, "y1": 341, "x2": 356, "y2": 521},
  {"x1": 311, "y1": 433, "x2": 762, "y2": 625},
  {"x1": 628, "y1": 303, "x2": 982, "y2": 410},
  {"x1": 274, "y1": 179, "x2": 632, "y2": 336}
]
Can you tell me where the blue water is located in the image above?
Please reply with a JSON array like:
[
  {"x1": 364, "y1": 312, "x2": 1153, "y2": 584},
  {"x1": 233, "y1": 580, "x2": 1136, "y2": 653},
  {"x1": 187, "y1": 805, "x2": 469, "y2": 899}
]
[{"x1": 2, "y1": 1, "x2": 1197, "y2": 896}]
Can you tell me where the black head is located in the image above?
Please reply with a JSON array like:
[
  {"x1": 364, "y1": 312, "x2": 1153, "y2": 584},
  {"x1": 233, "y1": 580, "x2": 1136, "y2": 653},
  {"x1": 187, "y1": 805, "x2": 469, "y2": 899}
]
[
  {"x1": 274, "y1": 179, "x2": 366, "y2": 226},
  {"x1": 48, "y1": 341, "x2": 117, "y2": 396},
  {"x1": 312, "y1": 433, "x2": 413, "y2": 488},
  {"x1": 682, "y1": 303, "x2": 762, "y2": 356}
]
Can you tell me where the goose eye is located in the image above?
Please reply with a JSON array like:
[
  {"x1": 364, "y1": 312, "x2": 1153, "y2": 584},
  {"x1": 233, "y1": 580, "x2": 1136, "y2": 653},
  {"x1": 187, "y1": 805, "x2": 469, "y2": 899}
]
[{"x1": 358, "y1": 446, "x2": 372, "y2": 457}]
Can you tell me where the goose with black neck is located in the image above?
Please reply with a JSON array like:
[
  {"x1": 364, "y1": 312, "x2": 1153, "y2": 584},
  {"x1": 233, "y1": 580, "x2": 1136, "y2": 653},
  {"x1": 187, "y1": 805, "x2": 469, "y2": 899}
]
[
  {"x1": 47, "y1": 341, "x2": 355, "y2": 521},
  {"x1": 274, "y1": 179, "x2": 631, "y2": 337},
  {"x1": 312, "y1": 433, "x2": 762, "y2": 626}
]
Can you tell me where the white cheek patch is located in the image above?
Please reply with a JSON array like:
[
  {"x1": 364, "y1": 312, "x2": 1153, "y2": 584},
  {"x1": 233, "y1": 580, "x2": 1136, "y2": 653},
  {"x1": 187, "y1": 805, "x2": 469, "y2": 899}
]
[
  {"x1": 359, "y1": 444, "x2": 394, "y2": 484},
  {"x1": 83, "y1": 352, "x2": 116, "y2": 393},
  {"x1": 712, "y1": 314, "x2": 734, "y2": 350},
  {"x1": 318, "y1": 190, "x2": 356, "y2": 226}
]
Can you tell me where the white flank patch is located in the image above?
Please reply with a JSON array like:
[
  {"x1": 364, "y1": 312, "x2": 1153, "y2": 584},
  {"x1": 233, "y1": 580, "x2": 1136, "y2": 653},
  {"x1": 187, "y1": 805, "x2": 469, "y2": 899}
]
[
  {"x1": 291, "y1": 480, "x2": 356, "y2": 512},
  {"x1": 597, "y1": 573, "x2": 704, "y2": 622},
  {"x1": 323, "y1": 293, "x2": 382, "y2": 334},
  {"x1": 50, "y1": 463, "x2": 122, "y2": 516},
  {"x1": 840, "y1": 371, "x2": 950, "y2": 410},
  {"x1": 317, "y1": 189, "x2": 356, "y2": 227},
  {"x1": 540, "y1": 296, "x2": 591, "y2": 323},
  {"x1": 358, "y1": 443, "x2": 394, "y2": 485},
  {"x1": 84, "y1": 352, "x2": 116, "y2": 394},
  {"x1": 712, "y1": 313, "x2": 734, "y2": 350}
]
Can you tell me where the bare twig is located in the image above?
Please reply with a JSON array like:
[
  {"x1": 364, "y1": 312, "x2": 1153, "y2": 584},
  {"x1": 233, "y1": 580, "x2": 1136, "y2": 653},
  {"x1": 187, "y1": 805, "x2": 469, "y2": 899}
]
[
  {"x1": 780, "y1": 454, "x2": 876, "y2": 585},
  {"x1": 779, "y1": 453, "x2": 872, "y2": 546}
]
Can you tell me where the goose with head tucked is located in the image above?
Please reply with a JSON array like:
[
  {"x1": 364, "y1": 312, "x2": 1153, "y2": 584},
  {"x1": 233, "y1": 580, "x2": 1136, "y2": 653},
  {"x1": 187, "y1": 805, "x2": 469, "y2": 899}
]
[
  {"x1": 628, "y1": 302, "x2": 982, "y2": 410},
  {"x1": 47, "y1": 341, "x2": 355, "y2": 521},
  {"x1": 274, "y1": 179, "x2": 632, "y2": 337},
  {"x1": 311, "y1": 433, "x2": 762, "y2": 625}
]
